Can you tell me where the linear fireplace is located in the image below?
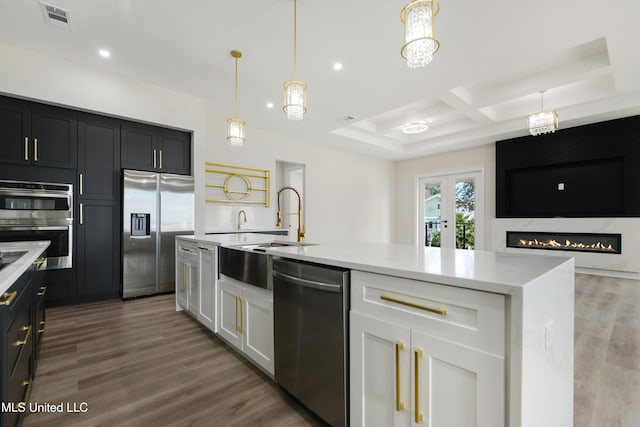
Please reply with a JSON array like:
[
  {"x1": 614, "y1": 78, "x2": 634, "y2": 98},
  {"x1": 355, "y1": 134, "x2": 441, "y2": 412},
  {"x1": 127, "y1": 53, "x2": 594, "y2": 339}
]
[{"x1": 506, "y1": 231, "x2": 622, "y2": 254}]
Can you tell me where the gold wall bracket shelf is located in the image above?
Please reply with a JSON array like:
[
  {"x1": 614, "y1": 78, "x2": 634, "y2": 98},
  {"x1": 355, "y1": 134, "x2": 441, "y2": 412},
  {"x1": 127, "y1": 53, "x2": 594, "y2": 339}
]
[{"x1": 205, "y1": 162, "x2": 270, "y2": 207}]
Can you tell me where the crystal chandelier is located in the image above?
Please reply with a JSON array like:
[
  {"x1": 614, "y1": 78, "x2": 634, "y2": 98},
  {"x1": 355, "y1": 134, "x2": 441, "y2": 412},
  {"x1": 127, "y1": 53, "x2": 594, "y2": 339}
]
[
  {"x1": 527, "y1": 90, "x2": 559, "y2": 136},
  {"x1": 283, "y1": 0, "x2": 307, "y2": 120},
  {"x1": 401, "y1": 0, "x2": 440, "y2": 68},
  {"x1": 227, "y1": 50, "x2": 245, "y2": 147}
]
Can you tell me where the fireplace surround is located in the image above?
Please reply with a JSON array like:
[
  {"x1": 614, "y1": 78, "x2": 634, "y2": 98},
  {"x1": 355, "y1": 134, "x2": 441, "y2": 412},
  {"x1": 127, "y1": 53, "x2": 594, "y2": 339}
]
[{"x1": 506, "y1": 231, "x2": 622, "y2": 254}]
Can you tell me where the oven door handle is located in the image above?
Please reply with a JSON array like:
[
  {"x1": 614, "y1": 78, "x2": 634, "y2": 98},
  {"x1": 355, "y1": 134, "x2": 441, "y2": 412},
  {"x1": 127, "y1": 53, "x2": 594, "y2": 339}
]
[{"x1": 273, "y1": 270, "x2": 342, "y2": 293}]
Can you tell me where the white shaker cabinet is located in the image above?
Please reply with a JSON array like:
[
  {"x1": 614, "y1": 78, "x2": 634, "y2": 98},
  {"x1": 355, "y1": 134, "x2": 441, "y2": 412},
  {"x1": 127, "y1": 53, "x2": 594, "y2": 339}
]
[
  {"x1": 217, "y1": 274, "x2": 274, "y2": 375},
  {"x1": 197, "y1": 243, "x2": 217, "y2": 332},
  {"x1": 350, "y1": 270, "x2": 505, "y2": 427},
  {"x1": 175, "y1": 239, "x2": 197, "y2": 311}
]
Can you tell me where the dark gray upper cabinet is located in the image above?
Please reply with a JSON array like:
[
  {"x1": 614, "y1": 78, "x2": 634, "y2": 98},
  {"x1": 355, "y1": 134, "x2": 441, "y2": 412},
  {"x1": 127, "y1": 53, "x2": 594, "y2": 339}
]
[
  {"x1": 78, "y1": 114, "x2": 121, "y2": 200},
  {"x1": 0, "y1": 97, "x2": 31, "y2": 165},
  {"x1": 30, "y1": 105, "x2": 78, "y2": 169},
  {"x1": 121, "y1": 122, "x2": 191, "y2": 175},
  {"x1": 158, "y1": 129, "x2": 191, "y2": 174},
  {"x1": 0, "y1": 96, "x2": 77, "y2": 169}
]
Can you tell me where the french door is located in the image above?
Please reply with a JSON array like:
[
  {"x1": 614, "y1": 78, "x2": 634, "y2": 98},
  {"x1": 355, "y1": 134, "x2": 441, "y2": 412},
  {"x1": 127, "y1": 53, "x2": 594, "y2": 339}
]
[{"x1": 418, "y1": 171, "x2": 482, "y2": 249}]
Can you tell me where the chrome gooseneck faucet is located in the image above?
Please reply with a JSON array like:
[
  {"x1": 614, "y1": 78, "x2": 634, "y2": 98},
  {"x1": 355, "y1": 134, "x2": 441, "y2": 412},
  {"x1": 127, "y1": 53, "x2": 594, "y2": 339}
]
[
  {"x1": 237, "y1": 210, "x2": 247, "y2": 230},
  {"x1": 276, "y1": 186, "x2": 305, "y2": 242}
]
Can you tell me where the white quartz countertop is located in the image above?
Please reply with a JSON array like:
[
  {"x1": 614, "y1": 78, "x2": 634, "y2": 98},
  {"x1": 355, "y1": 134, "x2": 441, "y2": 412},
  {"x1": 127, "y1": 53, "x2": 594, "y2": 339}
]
[
  {"x1": 176, "y1": 234, "x2": 574, "y2": 295},
  {"x1": 0, "y1": 241, "x2": 50, "y2": 295}
]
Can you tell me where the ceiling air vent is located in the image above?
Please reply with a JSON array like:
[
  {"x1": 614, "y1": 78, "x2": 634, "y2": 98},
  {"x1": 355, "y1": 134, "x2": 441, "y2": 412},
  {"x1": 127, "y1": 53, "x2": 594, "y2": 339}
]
[{"x1": 40, "y1": 2, "x2": 71, "y2": 30}]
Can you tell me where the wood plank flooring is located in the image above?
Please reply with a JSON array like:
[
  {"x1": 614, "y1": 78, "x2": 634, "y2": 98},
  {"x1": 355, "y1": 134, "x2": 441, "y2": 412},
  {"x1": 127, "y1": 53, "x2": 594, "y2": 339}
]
[
  {"x1": 23, "y1": 273, "x2": 640, "y2": 426},
  {"x1": 574, "y1": 273, "x2": 640, "y2": 427},
  {"x1": 23, "y1": 295, "x2": 324, "y2": 427}
]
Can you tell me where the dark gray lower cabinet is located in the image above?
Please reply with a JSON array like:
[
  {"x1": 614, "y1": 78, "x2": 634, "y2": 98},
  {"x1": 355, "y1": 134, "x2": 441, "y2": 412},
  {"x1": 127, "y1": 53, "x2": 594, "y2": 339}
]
[
  {"x1": 76, "y1": 200, "x2": 120, "y2": 299},
  {"x1": 1, "y1": 263, "x2": 45, "y2": 427}
]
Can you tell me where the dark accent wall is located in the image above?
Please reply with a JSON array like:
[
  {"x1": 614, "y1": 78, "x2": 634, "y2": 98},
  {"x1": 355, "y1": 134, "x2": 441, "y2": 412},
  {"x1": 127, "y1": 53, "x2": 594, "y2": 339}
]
[{"x1": 496, "y1": 115, "x2": 640, "y2": 217}]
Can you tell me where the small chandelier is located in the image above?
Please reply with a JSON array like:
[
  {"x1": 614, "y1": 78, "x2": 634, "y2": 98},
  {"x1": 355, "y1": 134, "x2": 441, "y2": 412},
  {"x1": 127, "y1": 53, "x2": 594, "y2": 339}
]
[
  {"x1": 283, "y1": 0, "x2": 307, "y2": 120},
  {"x1": 527, "y1": 90, "x2": 559, "y2": 136},
  {"x1": 227, "y1": 50, "x2": 245, "y2": 147},
  {"x1": 401, "y1": 0, "x2": 440, "y2": 68}
]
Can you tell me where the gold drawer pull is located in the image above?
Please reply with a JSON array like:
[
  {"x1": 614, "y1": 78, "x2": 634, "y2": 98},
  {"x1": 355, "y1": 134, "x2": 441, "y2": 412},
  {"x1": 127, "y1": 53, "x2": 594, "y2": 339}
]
[
  {"x1": 0, "y1": 291, "x2": 18, "y2": 306},
  {"x1": 39, "y1": 321, "x2": 46, "y2": 334},
  {"x1": 24, "y1": 136, "x2": 29, "y2": 161},
  {"x1": 14, "y1": 325, "x2": 32, "y2": 346},
  {"x1": 380, "y1": 294, "x2": 447, "y2": 316},
  {"x1": 415, "y1": 348, "x2": 424, "y2": 423},
  {"x1": 37, "y1": 286, "x2": 47, "y2": 296},
  {"x1": 395, "y1": 341, "x2": 405, "y2": 411},
  {"x1": 20, "y1": 379, "x2": 33, "y2": 406}
]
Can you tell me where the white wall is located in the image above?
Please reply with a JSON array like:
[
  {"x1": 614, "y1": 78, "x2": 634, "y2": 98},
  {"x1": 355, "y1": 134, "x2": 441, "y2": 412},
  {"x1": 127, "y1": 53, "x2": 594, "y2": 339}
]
[
  {"x1": 0, "y1": 43, "x2": 394, "y2": 243},
  {"x1": 394, "y1": 145, "x2": 496, "y2": 249},
  {"x1": 203, "y1": 111, "x2": 394, "y2": 243}
]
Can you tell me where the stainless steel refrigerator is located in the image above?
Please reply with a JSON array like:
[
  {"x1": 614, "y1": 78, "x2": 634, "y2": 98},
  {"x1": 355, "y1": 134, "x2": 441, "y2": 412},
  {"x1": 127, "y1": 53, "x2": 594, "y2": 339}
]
[{"x1": 122, "y1": 169, "x2": 194, "y2": 298}]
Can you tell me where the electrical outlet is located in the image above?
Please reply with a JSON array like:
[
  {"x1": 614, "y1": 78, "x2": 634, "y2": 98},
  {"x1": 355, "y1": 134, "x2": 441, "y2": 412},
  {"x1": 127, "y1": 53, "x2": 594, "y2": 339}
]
[
  {"x1": 544, "y1": 319, "x2": 554, "y2": 350},
  {"x1": 557, "y1": 183, "x2": 565, "y2": 191}
]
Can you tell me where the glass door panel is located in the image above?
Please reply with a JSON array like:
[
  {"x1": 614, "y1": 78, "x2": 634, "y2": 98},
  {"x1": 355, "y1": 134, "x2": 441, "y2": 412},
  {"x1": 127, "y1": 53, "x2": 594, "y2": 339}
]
[{"x1": 418, "y1": 172, "x2": 481, "y2": 249}]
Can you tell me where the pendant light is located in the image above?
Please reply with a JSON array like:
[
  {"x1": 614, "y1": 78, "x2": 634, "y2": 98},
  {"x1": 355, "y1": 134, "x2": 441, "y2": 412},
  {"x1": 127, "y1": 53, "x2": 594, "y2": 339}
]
[
  {"x1": 401, "y1": 0, "x2": 440, "y2": 68},
  {"x1": 227, "y1": 50, "x2": 245, "y2": 147},
  {"x1": 283, "y1": 0, "x2": 307, "y2": 120},
  {"x1": 527, "y1": 90, "x2": 559, "y2": 136}
]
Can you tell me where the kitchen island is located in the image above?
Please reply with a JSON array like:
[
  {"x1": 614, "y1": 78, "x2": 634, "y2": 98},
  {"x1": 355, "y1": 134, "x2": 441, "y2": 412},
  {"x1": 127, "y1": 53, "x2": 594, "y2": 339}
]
[{"x1": 175, "y1": 234, "x2": 574, "y2": 427}]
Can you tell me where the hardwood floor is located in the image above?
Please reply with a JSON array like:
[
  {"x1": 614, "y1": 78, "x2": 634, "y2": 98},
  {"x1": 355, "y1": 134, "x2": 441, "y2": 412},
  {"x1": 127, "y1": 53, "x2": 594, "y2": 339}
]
[
  {"x1": 574, "y1": 273, "x2": 640, "y2": 427},
  {"x1": 23, "y1": 273, "x2": 640, "y2": 426},
  {"x1": 24, "y1": 295, "x2": 324, "y2": 427}
]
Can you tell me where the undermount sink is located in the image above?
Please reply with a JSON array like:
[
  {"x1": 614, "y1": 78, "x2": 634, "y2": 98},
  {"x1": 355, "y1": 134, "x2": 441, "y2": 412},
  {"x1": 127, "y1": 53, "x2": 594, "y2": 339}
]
[{"x1": 233, "y1": 241, "x2": 316, "y2": 252}]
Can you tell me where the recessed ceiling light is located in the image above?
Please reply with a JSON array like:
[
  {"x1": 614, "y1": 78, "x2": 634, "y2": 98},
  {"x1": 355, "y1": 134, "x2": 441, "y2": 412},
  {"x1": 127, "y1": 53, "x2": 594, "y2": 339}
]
[
  {"x1": 333, "y1": 62, "x2": 343, "y2": 71},
  {"x1": 266, "y1": 102, "x2": 274, "y2": 109},
  {"x1": 402, "y1": 121, "x2": 429, "y2": 134},
  {"x1": 98, "y1": 49, "x2": 111, "y2": 58}
]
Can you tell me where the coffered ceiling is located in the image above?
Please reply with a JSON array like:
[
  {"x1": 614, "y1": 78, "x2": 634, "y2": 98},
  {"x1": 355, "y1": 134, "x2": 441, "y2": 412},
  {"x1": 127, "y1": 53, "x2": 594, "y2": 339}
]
[{"x1": 1, "y1": 0, "x2": 639, "y2": 160}]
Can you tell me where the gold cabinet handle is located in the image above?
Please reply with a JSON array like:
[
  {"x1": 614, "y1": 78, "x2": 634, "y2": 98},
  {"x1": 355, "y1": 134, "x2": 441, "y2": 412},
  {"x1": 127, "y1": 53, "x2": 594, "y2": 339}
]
[
  {"x1": 20, "y1": 379, "x2": 33, "y2": 406},
  {"x1": 153, "y1": 149, "x2": 157, "y2": 168},
  {"x1": 0, "y1": 291, "x2": 18, "y2": 306},
  {"x1": 414, "y1": 349, "x2": 423, "y2": 423},
  {"x1": 79, "y1": 203, "x2": 84, "y2": 225},
  {"x1": 235, "y1": 296, "x2": 240, "y2": 332},
  {"x1": 396, "y1": 341, "x2": 405, "y2": 411},
  {"x1": 24, "y1": 136, "x2": 29, "y2": 161},
  {"x1": 34, "y1": 138, "x2": 38, "y2": 161},
  {"x1": 14, "y1": 325, "x2": 32, "y2": 346},
  {"x1": 159, "y1": 150, "x2": 163, "y2": 169},
  {"x1": 238, "y1": 296, "x2": 245, "y2": 335},
  {"x1": 380, "y1": 294, "x2": 447, "y2": 316},
  {"x1": 79, "y1": 173, "x2": 84, "y2": 195},
  {"x1": 38, "y1": 321, "x2": 46, "y2": 334},
  {"x1": 37, "y1": 286, "x2": 47, "y2": 296}
]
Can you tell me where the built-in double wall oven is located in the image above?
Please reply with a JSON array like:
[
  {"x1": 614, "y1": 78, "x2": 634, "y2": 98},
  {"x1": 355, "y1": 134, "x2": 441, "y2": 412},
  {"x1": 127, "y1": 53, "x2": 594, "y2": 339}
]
[{"x1": 0, "y1": 179, "x2": 73, "y2": 269}]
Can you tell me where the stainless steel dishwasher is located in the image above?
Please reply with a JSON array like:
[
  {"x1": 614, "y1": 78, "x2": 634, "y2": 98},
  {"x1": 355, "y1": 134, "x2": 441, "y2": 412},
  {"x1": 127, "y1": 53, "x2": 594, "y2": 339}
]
[{"x1": 273, "y1": 258, "x2": 350, "y2": 427}]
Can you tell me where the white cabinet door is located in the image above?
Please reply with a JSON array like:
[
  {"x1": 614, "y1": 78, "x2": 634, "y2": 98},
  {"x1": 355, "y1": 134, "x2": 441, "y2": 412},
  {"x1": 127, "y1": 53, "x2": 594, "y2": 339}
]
[
  {"x1": 187, "y1": 260, "x2": 198, "y2": 314},
  {"x1": 411, "y1": 329, "x2": 504, "y2": 427},
  {"x1": 217, "y1": 277, "x2": 242, "y2": 350},
  {"x1": 242, "y1": 285, "x2": 274, "y2": 375},
  {"x1": 198, "y1": 245, "x2": 216, "y2": 331},
  {"x1": 351, "y1": 312, "x2": 411, "y2": 427},
  {"x1": 176, "y1": 254, "x2": 189, "y2": 310}
]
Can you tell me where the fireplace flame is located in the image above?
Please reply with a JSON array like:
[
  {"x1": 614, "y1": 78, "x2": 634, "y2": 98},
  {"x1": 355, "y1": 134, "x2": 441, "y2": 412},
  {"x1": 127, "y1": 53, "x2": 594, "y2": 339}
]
[{"x1": 518, "y1": 238, "x2": 616, "y2": 252}]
